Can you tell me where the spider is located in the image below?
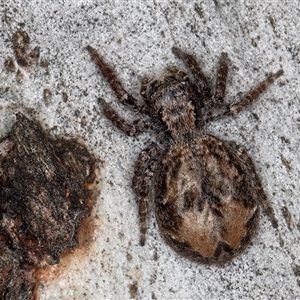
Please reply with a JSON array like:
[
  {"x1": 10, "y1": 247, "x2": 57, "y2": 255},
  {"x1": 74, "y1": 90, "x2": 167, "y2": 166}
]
[{"x1": 87, "y1": 45, "x2": 283, "y2": 265}]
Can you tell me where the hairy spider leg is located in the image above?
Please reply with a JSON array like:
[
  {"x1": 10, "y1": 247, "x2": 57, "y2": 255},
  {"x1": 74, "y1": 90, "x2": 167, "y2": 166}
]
[
  {"x1": 229, "y1": 70, "x2": 284, "y2": 115},
  {"x1": 87, "y1": 45, "x2": 147, "y2": 114},
  {"x1": 204, "y1": 69, "x2": 283, "y2": 123},
  {"x1": 132, "y1": 143, "x2": 160, "y2": 245},
  {"x1": 214, "y1": 52, "x2": 228, "y2": 104},
  {"x1": 172, "y1": 47, "x2": 283, "y2": 126},
  {"x1": 172, "y1": 47, "x2": 212, "y2": 97},
  {"x1": 172, "y1": 47, "x2": 212, "y2": 128},
  {"x1": 99, "y1": 98, "x2": 148, "y2": 136}
]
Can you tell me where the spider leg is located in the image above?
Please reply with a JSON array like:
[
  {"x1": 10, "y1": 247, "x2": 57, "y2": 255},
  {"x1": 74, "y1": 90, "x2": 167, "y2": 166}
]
[
  {"x1": 132, "y1": 142, "x2": 160, "y2": 246},
  {"x1": 172, "y1": 47, "x2": 211, "y2": 97},
  {"x1": 199, "y1": 53, "x2": 229, "y2": 123},
  {"x1": 213, "y1": 53, "x2": 228, "y2": 104},
  {"x1": 203, "y1": 69, "x2": 283, "y2": 123},
  {"x1": 87, "y1": 45, "x2": 148, "y2": 114},
  {"x1": 99, "y1": 98, "x2": 149, "y2": 136},
  {"x1": 229, "y1": 70, "x2": 283, "y2": 115},
  {"x1": 229, "y1": 141, "x2": 278, "y2": 228},
  {"x1": 172, "y1": 47, "x2": 212, "y2": 128}
]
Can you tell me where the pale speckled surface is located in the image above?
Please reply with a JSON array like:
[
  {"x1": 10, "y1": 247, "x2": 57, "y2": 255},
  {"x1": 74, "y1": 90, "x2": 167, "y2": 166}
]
[{"x1": 0, "y1": 1, "x2": 299, "y2": 299}]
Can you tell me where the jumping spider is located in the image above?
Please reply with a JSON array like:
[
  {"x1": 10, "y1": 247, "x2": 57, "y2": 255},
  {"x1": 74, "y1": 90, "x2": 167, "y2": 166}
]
[{"x1": 87, "y1": 45, "x2": 283, "y2": 265}]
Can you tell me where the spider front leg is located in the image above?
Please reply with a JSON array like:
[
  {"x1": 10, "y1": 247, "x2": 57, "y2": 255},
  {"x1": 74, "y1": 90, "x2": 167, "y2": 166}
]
[
  {"x1": 214, "y1": 52, "x2": 228, "y2": 104},
  {"x1": 172, "y1": 47, "x2": 211, "y2": 97},
  {"x1": 87, "y1": 45, "x2": 148, "y2": 114},
  {"x1": 172, "y1": 47, "x2": 212, "y2": 128},
  {"x1": 132, "y1": 142, "x2": 160, "y2": 246},
  {"x1": 204, "y1": 69, "x2": 283, "y2": 123},
  {"x1": 99, "y1": 98, "x2": 149, "y2": 136},
  {"x1": 229, "y1": 69, "x2": 283, "y2": 115}
]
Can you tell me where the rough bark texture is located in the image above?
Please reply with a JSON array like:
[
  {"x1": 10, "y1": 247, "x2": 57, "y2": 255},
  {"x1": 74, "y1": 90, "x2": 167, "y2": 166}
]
[{"x1": 0, "y1": 113, "x2": 96, "y2": 299}]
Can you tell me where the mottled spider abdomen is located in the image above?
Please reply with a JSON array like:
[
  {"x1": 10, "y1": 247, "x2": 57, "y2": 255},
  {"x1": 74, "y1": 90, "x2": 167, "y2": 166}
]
[{"x1": 154, "y1": 135, "x2": 261, "y2": 265}]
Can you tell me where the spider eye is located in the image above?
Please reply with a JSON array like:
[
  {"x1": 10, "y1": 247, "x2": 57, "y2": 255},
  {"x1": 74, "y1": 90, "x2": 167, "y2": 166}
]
[{"x1": 165, "y1": 91, "x2": 175, "y2": 101}]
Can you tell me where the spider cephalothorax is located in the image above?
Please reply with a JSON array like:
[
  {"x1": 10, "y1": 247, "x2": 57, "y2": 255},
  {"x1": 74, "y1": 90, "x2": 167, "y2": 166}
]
[
  {"x1": 142, "y1": 68, "x2": 197, "y2": 136},
  {"x1": 88, "y1": 45, "x2": 282, "y2": 265}
]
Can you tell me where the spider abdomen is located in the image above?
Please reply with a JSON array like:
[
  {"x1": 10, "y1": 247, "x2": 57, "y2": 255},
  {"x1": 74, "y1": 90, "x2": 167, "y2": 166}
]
[{"x1": 154, "y1": 135, "x2": 261, "y2": 265}]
